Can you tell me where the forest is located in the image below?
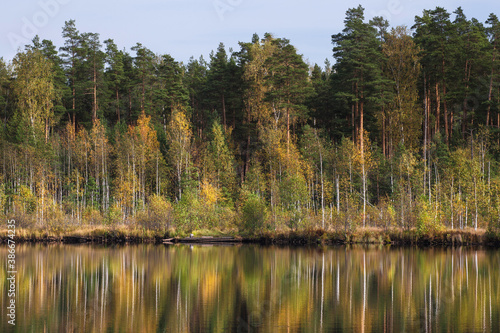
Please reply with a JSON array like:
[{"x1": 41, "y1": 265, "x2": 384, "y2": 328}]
[{"x1": 1, "y1": 5, "x2": 500, "y2": 237}]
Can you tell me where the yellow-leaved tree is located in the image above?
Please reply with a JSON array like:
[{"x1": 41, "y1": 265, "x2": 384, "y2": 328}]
[
  {"x1": 167, "y1": 107, "x2": 192, "y2": 201},
  {"x1": 352, "y1": 129, "x2": 375, "y2": 227},
  {"x1": 12, "y1": 49, "x2": 56, "y2": 144},
  {"x1": 115, "y1": 112, "x2": 163, "y2": 216}
]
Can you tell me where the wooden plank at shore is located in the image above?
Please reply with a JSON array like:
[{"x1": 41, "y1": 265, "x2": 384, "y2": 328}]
[{"x1": 176, "y1": 236, "x2": 241, "y2": 243}]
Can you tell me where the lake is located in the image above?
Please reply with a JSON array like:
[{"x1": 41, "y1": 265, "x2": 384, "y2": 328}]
[{"x1": 1, "y1": 244, "x2": 499, "y2": 332}]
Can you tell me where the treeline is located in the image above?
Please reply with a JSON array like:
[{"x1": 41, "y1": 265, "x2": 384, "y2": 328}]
[{"x1": 1, "y1": 6, "x2": 500, "y2": 235}]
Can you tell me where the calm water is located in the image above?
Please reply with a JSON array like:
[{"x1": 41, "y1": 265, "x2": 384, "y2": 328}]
[{"x1": 1, "y1": 244, "x2": 499, "y2": 332}]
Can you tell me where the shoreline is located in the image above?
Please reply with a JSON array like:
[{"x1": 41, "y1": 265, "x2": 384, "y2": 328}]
[{"x1": 1, "y1": 227, "x2": 499, "y2": 247}]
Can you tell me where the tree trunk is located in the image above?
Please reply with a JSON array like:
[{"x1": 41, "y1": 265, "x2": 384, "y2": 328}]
[
  {"x1": 424, "y1": 75, "x2": 428, "y2": 197},
  {"x1": 436, "y1": 83, "x2": 440, "y2": 137},
  {"x1": 451, "y1": 177, "x2": 454, "y2": 230},
  {"x1": 222, "y1": 94, "x2": 226, "y2": 130},
  {"x1": 318, "y1": 133, "x2": 325, "y2": 229},
  {"x1": 443, "y1": 84, "x2": 448, "y2": 143},
  {"x1": 116, "y1": 89, "x2": 120, "y2": 123},
  {"x1": 287, "y1": 106, "x2": 290, "y2": 157},
  {"x1": 360, "y1": 98, "x2": 366, "y2": 228},
  {"x1": 474, "y1": 177, "x2": 478, "y2": 230},
  {"x1": 93, "y1": 62, "x2": 98, "y2": 122},
  {"x1": 336, "y1": 174, "x2": 340, "y2": 213},
  {"x1": 45, "y1": 118, "x2": 49, "y2": 143},
  {"x1": 487, "y1": 46, "x2": 496, "y2": 126},
  {"x1": 382, "y1": 112, "x2": 386, "y2": 158}
]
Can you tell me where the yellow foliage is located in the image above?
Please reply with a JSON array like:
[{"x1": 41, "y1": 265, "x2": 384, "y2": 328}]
[
  {"x1": 243, "y1": 37, "x2": 276, "y2": 126},
  {"x1": 12, "y1": 49, "x2": 56, "y2": 142},
  {"x1": 352, "y1": 129, "x2": 375, "y2": 171},
  {"x1": 83, "y1": 208, "x2": 103, "y2": 226},
  {"x1": 201, "y1": 272, "x2": 221, "y2": 302},
  {"x1": 201, "y1": 180, "x2": 221, "y2": 206},
  {"x1": 116, "y1": 177, "x2": 134, "y2": 209},
  {"x1": 13, "y1": 185, "x2": 37, "y2": 214}
]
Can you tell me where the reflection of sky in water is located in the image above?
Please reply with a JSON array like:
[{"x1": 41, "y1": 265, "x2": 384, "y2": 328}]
[{"x1": 0, "y1": 244, "x2": 499, "y2": 332}]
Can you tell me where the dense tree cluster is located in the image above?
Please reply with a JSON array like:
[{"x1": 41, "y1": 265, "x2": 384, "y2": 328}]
[{"x1": 2, "y1": 7, "x2": 500, "y2": 234}]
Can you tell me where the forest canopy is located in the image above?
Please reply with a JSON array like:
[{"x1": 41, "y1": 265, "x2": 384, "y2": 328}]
[{"x1": 2, "y1": 6, "x2": 500, "y2": 235}]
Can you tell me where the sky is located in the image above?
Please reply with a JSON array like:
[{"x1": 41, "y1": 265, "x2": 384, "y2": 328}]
[{"x1": 1, "y1": 0, "x2": 500, "y2": 67}]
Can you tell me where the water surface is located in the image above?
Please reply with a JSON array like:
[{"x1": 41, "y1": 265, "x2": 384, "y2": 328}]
[{"x1": 1, "y1": 244, "x2": 499, "y2": 332}]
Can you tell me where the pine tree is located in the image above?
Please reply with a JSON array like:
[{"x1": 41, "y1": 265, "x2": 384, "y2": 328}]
[
  {"x1": 449, "y1": 8, "x2": 490, "y2": 138},
  {"x1": 265, "y1": 37, "x2": 312, "y2": 156},
  {"x1": 413, "y1": 8, "x2": 453, "y2": 141},
  {"x1": 206, "y1": 43, "x2": 230, "y2": 129},
  {"x1": 485, "y1": 14, "x2": 500, "y2": 128},
  {"x1": 332, "y1": 6, "x2": 384, "y2": 142},
  {"x1": 0, "y1": 58, "x2": 12, "y2": 137},
  {"x1": 332, "y1": 6, "x2": 384, "y2": 226},
  {"x1": 80, "y1": 32, "x2": 105, "y2": 123},
  {"x1": 185, "y1": 56, "x2": 208, "y2": 136},
  {"x1": 131, "y1": 43, "x2": 156, "y2": 117},
  {"x1": 154, "y1": 54, "x2": 189, "y2": 120},
  {"x1": 60, "y1": 20, "x2": 83, "y2": 126},
  {"x1": 382, "y1": 26, "x2": 422, "y2": 154},
  {"x1": 104, "y1": 39, "x2": 125, "y2": 123}
]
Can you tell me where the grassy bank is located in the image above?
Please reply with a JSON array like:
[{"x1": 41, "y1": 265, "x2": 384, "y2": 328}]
[
  {"x1": 2, "y1": 226, "x2": 500, "y2": 246},
  {"x1": 249, "y1": 227, "x2": 500, "y2": 246}
]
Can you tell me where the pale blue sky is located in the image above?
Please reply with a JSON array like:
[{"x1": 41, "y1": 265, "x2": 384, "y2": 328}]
[{"x1": 1, "y1": 0, "x2": 499, "y2": 67}]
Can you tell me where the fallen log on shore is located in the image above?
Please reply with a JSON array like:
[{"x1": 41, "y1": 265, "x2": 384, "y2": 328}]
[{"x1": 174, "y1": 236, "x2": 242, "y2": 244}]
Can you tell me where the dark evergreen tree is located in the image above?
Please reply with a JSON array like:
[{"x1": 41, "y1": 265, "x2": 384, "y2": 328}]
[
  {"x1": 332, "y1": 5, "x2": 385, "y2": 144},
  {"x1": 80, "y1": 32, "x2": 105, "y2": 123},
  {"x1": 185, "y1": 56, "x2": 208, "y2": 136},
  {"x1": 60, "y1": 20, "x2": 83, "y2": 126},
  {"x1": 104, "y1": 39, "x2": 125, "y2": 123},
  {"x1": 413, "y1": 8, "x2": 453, "y2": 142},
  {"x1": 206, "y1": 43, "x2": 230, "y2": 129},
  {"x1": 485, "y1": 13, "x2": 500, "y2": 129},
  {"x1": 154, "y1": 53, "x2": 189, "y2": 128},
  {"x1": 449, "y1": 8, "x2": 490, "y2": 139},
  {"x1": 264, "y1": 37, "x2": 312, "y2": 155},
  {"x1": 131, "y1": 43, "x2": 156, "y2": 118}
]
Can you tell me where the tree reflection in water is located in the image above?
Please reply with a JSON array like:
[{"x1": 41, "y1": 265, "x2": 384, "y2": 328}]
[{"x1": 0, "y1": 244, "x2": 498, "y2": 332}]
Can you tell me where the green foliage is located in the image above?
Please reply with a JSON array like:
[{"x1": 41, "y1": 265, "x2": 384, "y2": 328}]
[
  {"x1": 135, "y1": 194, "x2": 173, "y2": 231},
  {"x1": 279, "y1": 173, "x2": 308, "y2": 209},
  {"x1": 264, "y1": 37, "x2": 313, "y2": 125},
  {"x1": 205, "y1": 119, "x2": 237, "y2": 203},
  {"x1": 16, "y1": 185, "x2": 37, "y2": 214},
  {"x1": 149, "y1": 194, "x2": 173, "y2": 229},
  {"x1": 0, "y1": 184, "x2": 5, "y2": 217},
  {"x1": 416, "y1": 199, "x2": 444, "y2": 236},
  {"x1": 11, "y1": 48, "x2": 56, "y2": 145},
  {"x1": 242, "y1": 159, "x2": 266, "y2": 197},
  {"x1": 105, "y1": 203, "x2": 122, "y2": 226},
  {"x1": 167, "y1": 107, "x2": 192, "y2": 201},
  {"x1": 174, "y1": 188, "x2": 201, "y2": 232},
  {"x1": 2, "y1": 13, "x2": 500, "y2": 236},
  {"x1": 240, "y1": 193, "x2": 269, "y2": 234}
]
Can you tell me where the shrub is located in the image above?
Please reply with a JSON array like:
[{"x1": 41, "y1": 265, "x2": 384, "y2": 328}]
[
  {"x1": 416, "y1": 199, "x2": 443, "y2": 236},
  {"x1": 148, "y1": 194, "x2": 173, "y2": 230},
  {"x1": 134, "y1": 195, "x2": 174, "y2": 231},
  {"x1": 43, "y1": 199, "x2": 66, "y2": 233},
  {"x1": 104, "y1": 203, "x2": 123, "y2": 226},
  {"x1": 174, "y1": 189, "x2": 202, "y2": 232},
  {"x1": 83, "y1": 207, "x2": 104, "y2": 226},
  {"x1": 240, "y1": 194, "x2": 269, "y2": 234}
]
